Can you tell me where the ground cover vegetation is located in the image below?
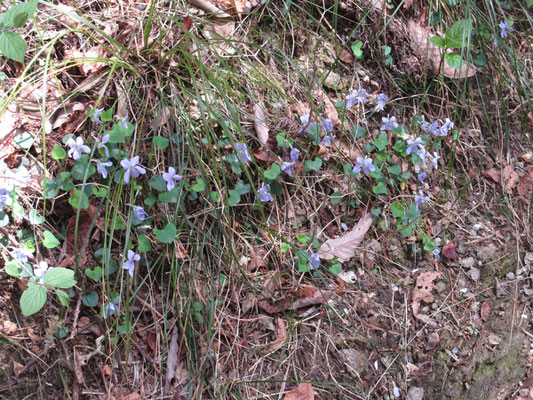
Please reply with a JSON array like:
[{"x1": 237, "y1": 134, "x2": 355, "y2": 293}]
[{"x1": 0, "y1": 0, "x2": 532, "y2": 398}]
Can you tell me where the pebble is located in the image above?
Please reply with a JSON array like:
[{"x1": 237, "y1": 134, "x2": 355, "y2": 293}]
[
  {"x1": 427, "y1": 332, "x2": 440, "y2": 349},
  {"x1": 477, "y1": 244, "x2": 497, "y2": 261},
  {"x1": 436, "y1": 281, "x2": 447, "y2": 292},
  {"x1": 524, "y1": 252, "x2": 533, "y2": 266},
  {"x1": 406, "y1": 387, "x2": 424, "y2": 400},
  {"x1": 519, "y1": 389, "x2": 529, "y2": 397},
  {"x1": 506, "y1": 272, "x2": 515, "y2": 280},
  {"x1": 470, "y1": 267, "x2": 480, "y2": 282},
  {"x1": 458, "y1": 240, "x2": 467, "y2": 254},
  {"x1": 339, "y1": 349, "x2": 367, "y2": 376},
  {"x1": 460, "y1": 257, "x2": 476, "y2": 269}
]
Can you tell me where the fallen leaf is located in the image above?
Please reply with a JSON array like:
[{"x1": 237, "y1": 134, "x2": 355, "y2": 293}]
[
  {"x1": 183, "y1": 15, "x2": 193, "y2": 31},
  {"x1": 217, "y1": 0, "x2": 246, "y2": 18},
  {"x1": 150, "y1": 106, "x2": 171, "y2": 130},
  {"x1": 265, "y1": 318, "x2": 287, "y2": 353},
  {"x1": 442, "y1": 242, "x2": 457, "y2": 261},
  {"x1": 253, "y1": 148, "x2": 278, "y2": 162},
  {"x1": 252, "y1": 103, "x2": 270, "y2": 147},
  {"x1": 204, "y1": 22, "x2": 236, "y2": 55},
  {"x1": 189, "y1": 0, "x2": 231, "y2": 18},
  {"x1": 284, "y1": 383, "x2": 315, "y2": 400},
  {"x1": 518, "y1": 167, "x2": 533, "y2": 198},
  {"x1": 482, "y1": 168, "x2": 501, "y2": 183},
  {"x1": 407, "y1": 21, "x2": 476, "y2": 79},
  {"x1": 503, "y1": 165, "x2": 519, "y2": 193},
  {"x1": 164, "y1": 327, "x2": 179, "y2": 395},
  {"x1": 411, "y1": 271, "x2": 441, "y2": 316},
  {"x1": 312, "y1": 89, "x2": 340, "y2": 126},
  {"x1": 2, "y1": 320, "x2": 17, "y2": 335},
  {"x1": 64, "y1": 46, "x2": 107, "y2": 76},
  {"x1": 13, "y1": 361, "x2": 24, "y2": 377},
  {"x1": 337, "y1": 46, "x2": 354, "y2": 63},
  {"x1": 258, "y1": 286, "x2": 332, "y2": 313},
  {"x1": 65, "y1": 203, "x2": 99, "y2": 262},
  {"x1": 175, "y1": 242, "x2": 188, "y2": 259},
  {"x1": 480, "y1": 301, "x2": 491, "y2": 322},
  {"x1": 319, "y1": 213, "x2": 373, "y2": 262}
]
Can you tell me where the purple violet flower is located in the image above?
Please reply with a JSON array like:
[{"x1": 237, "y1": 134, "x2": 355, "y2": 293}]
[
  {"x1": 236, "y1": 143, "x2": 251, "y2": 164},
  {"x1": 320, "y1": 135, "x2": 335, "y2": 146},
  {"x1": 120, "y1": 156, "x2": 146, "y2": 184},
  {"x1": 290, "y1": 148, "x2": 300, "y2": 162},
  {"x1": 380, "y1": 116, "x2": 399, "y2": 131},
  {"x1": 92, "y1": 159, "x2": 113, "y2": 179},
  {"x1": 93, "y1": 108, "x2": 104, "y2": 124},
  {"x1": 406, "y1": 137, "x2": 424, "y2": 154},
  {"x1": 103, "y1": 296, "x2": 120, "y2": 318},
  {"x1": 257, "y1": 184, "x2": 274, "y2": 202},
  {"x1": 11, "y1": 247, "x2": 32, "y2": 264},
  {"x1": 346, "y1": 89, "x2": 369, "y2": 108},
  {"x1": 281, "y1": 161, "x2": 296, "y2": 175},
  {"x1": 133, "y1": 206, "x2": 149, "y2": 221},
  {"x1": 96, "y1": 134, "x2": 110, "y2": 157},
  {"x1": 430, "y1": 152, "x2": 440, "y2": 169},
  {"x1": 162, "y1": 167, "x2": 183, "y2": 191},
  {"x1": 121, "y1": 113, "x2": 129, "y2": 128},
  {"x1": 353, "y1": 157, "x2": 376, "y2": 175},
  {"x1": 375, "y1": 93, "x2": 388, "y2": 111},
  {"x1": 122, "y1": 250, "x2": 140, "y2": 277},
  {"x1": 0, "y1": 187, "x2": 12, "y2": 211},
  {"x1": 414, "y1": 190, "x2": 430, "y2": 209},
  {"x1": 308, "y1": 252, "x2": 321, "y2": 270},
  {"x1": 499, "y1": 21, "x2": 513, "y2": 38},
  {"x1": 67, "y1": 137, "x2": 91, "y2": 160},
  {"x1": 418, "y1": 171, "x2": 427, "y2": 183},
  {"x1": 437, "y1": 118, "x2": 454, "y2": 137}
]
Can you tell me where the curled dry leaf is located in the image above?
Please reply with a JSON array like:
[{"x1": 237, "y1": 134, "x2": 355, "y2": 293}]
[
  {"x1": 253, "y1": 103, "x2": 270, "y2": 147},
  {"x1": 189, "y1": 0, "x2": 231, "y2": 18},
  {"x1": 319, "y1": 213, "x2": 373, "y2": 262},
  {"x1": 442, "y1": 242, "x2": 458, "y2": 261},
  {"x1": 480, "y1": 301, "x2": 491, "y2": 322},
  {"x1": 518, "y1": 167, "x2": 533, "y2": 199},
  {"x1": 265, "y1": 318, "x2": 287, "y2": 354},
  {"x1": 284, "y1": 383, "x2": 315, "y2": 400},
  {"x1": 411, "y1": 271, "x2": 441, "y2": 316},
  {"x1": 204, "y1": 22, "x2": 236, "y2": 55},
  {"x1": 407, "y1": 20, "x2": 476, "y2": 79},
  {"x1": 482, "y1": 168, "x2": 501, "y2": 183},
  {"x1": 312, "y1": 89, "x2": 340, "y2": 126},
  {"x1": 258, "y1": 286, "x2": 332, "y2": 313},
  {"x1": 503, "y1": 165, "x2": 519, "y2": 193},
  {"x1": 64, "y1": 46, "x2": 107, "y2": 76},
  {"x1": 66, "y1": 203, "x2": 99, "y2": 260},
  {"x1": 164, "y1": 327, "x2": 180, "y2": 395}
]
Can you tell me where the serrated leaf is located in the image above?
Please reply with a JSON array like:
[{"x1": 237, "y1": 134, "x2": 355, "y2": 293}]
[
  {"x1": 429, "y1": 35, "x2": 445, "y2": 48},
  {"x1": 445, "y1": 52, "x2": 463, "y2": 69},
  {"x1": 20, "y1": 283, "x2": 47, "y2": 316},
  {"x1": 44, "y1": 267, "x2": 76, "y2": 288},
  {"x1": 43, "y1": 230, "x2": 60, "y2": 248},
  {"x1": 55, "y1": 289, "x2": 70, "y2": 307},
  {"x1": 319, "y1": 213, "x2": 373, "y2": 262},
  {"x1": 445, "y1": 19, "x2": 473, "y2": 49},
  {"x1": 0, "y1": 31, "x2": 26, "y2": 62},
  {"x1": 2, "y1": 0, "x2": 38, "y2": 28},
  {"x1": 154, "y1": 223, "x2": 177, "y2": 244}
]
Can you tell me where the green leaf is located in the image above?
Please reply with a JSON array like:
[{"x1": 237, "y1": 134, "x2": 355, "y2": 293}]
[
  {"x1": 280, "y1": 243, "x2": 289, "y2": 253},
  {"x1": 28, "y1": 209, "x2": 44, "y2": 225},
  {"x1": 144, "y1": 194, "x2": 156, "y2": 206},
  {"x1": 93, "y1": 187, "x2": 107, "y2": 197},
  {"x1": 445, "y1": 52, "x2": 463, "y2": 69},
  {"x1": 5, "y1": 263, "x2": 21, "y2": 276},
  {"x1": 228, "y1": 190, "x2": 241, "y2": 206},
  {"x1": 137, "y1": 235, "x2": 151, "y2": 252},
  {"x1": 297, "y1": 233, "x2": 309, "y2": 244},
  {"x1": 55, "y1": 289, "x2": 70, "y2": 307},
  {"x1": 387, "y1": 163, "x2": 402, "y2": 176},
  {"x1": 20, "y1": 283, "x2": 47, "y2": 316},
  {"x1": 391, "y1": 201, "x2": 405, "y2": 218},
  {"x1": 191, "y1": 178, "x2": 206, "y2": 192},
  {"x1": 82, "y1": 291, "x2": 99, "y2": 307},
  {"x1": 85, "y1": 267, "x2": 102, "y2": 282},
  {"x1": 374, "y1": 133, "x2": 389, "y2": 151},
  {"x1": 445, "y1": 19, "x2": 473, "y2": 49},
  {"x1": 209, "y1": 191, "x2": 220, "y2": 202},
  {"x1": 72, "y1": 155, "x2": 95, "y2": 180},
  {"x1": 423, "y1": 237, "x2": 437, "y2": 251},
  {"x1": 51, "y1": 144, "x2": 67, "y2": 160},
  {"x1": 154, "y1": 223, "x2": 177, "y2": 244},
  {"x1": 264, "y1": 164, "x2": 281, "y2": 180},
  {"x1": 364, "y1": 141, "x2": 375, "y2": 153},
  {"x1": 446, "y1": 0, "x2": 459, "y2": 6},
  {"x1": 372, "y1": 182, "x2": 389, "y2": 195},
  {"x1": 158, "y1": 188, "x2": 180, "y2": 203},
  {"x1": 330, "y1": 191, "x2": 342, "y2": 205},
  {"x1": 234, "y1": 180, "x2": 251, "y2": 195},
  {"x1": 276, "y1": 132, "x2": 293, "y2": 148},
  {"x1": 149, "y1": 174, "x2": 168, "y2": 191},
  {"x1": 329, "y1": 262, "x2": 342, "y2": 275},
  {"x1": 429, "y1": 35, "x2": 446, "y2": 48},
  {"x1": 351, "y1": 40, "x2": 363, "y2": 58},
  {"x1": 68, "y1": 189, "x2": 89, "y2": 209},
  {"x1": 371, "y1": 207, "x2": 381, "y2": 217},
  {"x1": 352, "y1": 125, "x2": 368, "y2": 138},
  {"x1": 44, "y1": 267, "x2": 76, "y2": 288},
  {"x1": 406, "y1": 204, "x2": 421, "y2": 222},
  {"x1": 153, "y1": 136, "x2": 169, "y2": 149},
  {"x1": 0, "y1": 31, "x2": 27, "y2": 63},
  {"x1": 303, "y1": 157, "x2": 322, "y2": 172},
  {"x1": 43, "y1": 230, "x2": 60, "y2": 248},
  {"x1": 2, "y1": 0, "x2": 38, "y2": 28}
]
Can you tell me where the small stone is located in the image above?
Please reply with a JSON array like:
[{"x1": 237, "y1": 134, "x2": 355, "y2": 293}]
[
  {"x1": 458, "y1": 240, "x2": 467, "y2": 254},
  {"x1": 506, "y1": 272, "x2": 515, "y2": 280},
  {"x1": 406, "y1": 386, "x2": 424, "y2": 400},
  {"x1": 460, "y1": 257, "x2": 476, "y2": 269},
  {"x1": 339, "y1": 349, "x2": 367, "y2": 376},
  {"x1": 519, "y1": 388, "x2": 529, "y2": 397},
  {"x1": 427, "y1": 332, "x2": 440, "y2": 349},
  {"x1": 436, "y1": 281, "x2": 447, "y2": 292},
  {"x1": 470, "y1": 267, "x2": 480, "y2": 282},
  {"x1": 524, "y1": 252, "x2": 533, "y2": 266},
  {"x1": 477, "y1": 244, "x2": 497, "y2": 261}
]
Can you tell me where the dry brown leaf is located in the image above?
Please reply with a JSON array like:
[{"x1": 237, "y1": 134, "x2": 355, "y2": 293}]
[
  {"x1": 312, "y1": 90, "x2": 340, "y2": 126},
  {"x1": 150, "y1": 106, "x2": 171, "y2": 130},
  {"x1": 258, "y1": 286, "x2": 332, "y2": 313},
  {"x1": 49, "y1": 101, "x2": 86, "y2": 131},
  {"x1": 2, "y1": 320, "x2": 17, "y2": 335},
  {"x1": 503, "y1": 165, "x2": 519, "y2": 193},
  {"x1": 266, "y1": 318, "x2": 287, "y2": 353},
  {"x1": 217, "y1": 0, "x2": 246, "y2": 18},
  {"x1": 482, "y1": 168, "x2": 501, "y2": 183},
  {"x1": 480, "y1": 301, "x2": 491, "y2": 322},
  {"x1": 411, "y1": 271, "x2": 441, "y2": 316},
  {"x1": 164, "y1": 327, "x2": 180, "y2": 395},
  {"x1": 204, "y1": 22, "x2": 236, "y2": 55},
  {"x1": 13, "y1": 361, "x2": 24, "y2": 378},
  {"x1": 189, "y1": 0, "x2": 231, "y2": 18},
  {"x1": 518, "y1": 167, "x2": 533, "y2": 198},
  {"x1": 253, "y1": 103, "x2": 270, "y2": 147},
  {"x1": 442, "y1": 242, "x2": 457, "y2": 261},
  {"x1": 65, "y1": 203, "x2": 99, "y2": 263},
  {"x1": 407, "y1": 21, "x2": 476, "y2": 79},
  {"x1": 64, "y1": 47, "x2": 107, "y2": 76},
  {"x1": 175, "y1": 242, "x2": 188, "y2": 259},
  {"x1": 319, "y1": 213, "x2": 373, "y2": 262},
  {"x1": 284, "y1": 383, "x2": 315, "y2": 400}
]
